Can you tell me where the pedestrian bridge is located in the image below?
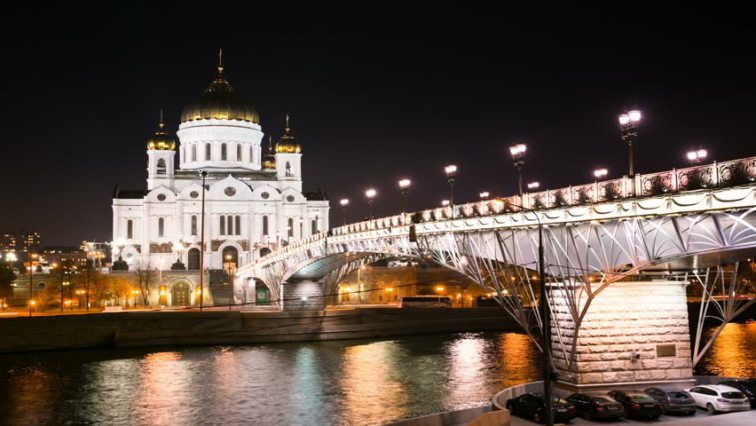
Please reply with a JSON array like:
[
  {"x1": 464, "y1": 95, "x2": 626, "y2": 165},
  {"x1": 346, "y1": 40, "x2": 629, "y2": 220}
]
[{"x1": 237, "y1": 157, "x2": 756, "y2": 373}]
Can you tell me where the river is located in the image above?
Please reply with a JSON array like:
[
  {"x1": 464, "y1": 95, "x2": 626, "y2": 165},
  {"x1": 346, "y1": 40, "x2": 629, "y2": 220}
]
[{"x1": 0, "y1": 323, "x2": 753, "y2": 426}]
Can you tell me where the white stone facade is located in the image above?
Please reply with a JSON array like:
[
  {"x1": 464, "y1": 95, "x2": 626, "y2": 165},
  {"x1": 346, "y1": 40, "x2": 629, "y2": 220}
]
[{"x1": 551, "y1": 281, "x2": 694, "y2": 391}]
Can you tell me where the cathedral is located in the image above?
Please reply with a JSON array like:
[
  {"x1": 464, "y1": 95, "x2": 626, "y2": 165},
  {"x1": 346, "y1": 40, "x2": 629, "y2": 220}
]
[{"x1": 112, "y1": 53, "x2": 329, "y2": 280}]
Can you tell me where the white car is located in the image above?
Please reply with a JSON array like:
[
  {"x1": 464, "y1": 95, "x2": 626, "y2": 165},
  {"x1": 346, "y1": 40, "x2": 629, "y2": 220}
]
[{"x1": 687, "y1": 384, "x2": 751, "y2": 414}]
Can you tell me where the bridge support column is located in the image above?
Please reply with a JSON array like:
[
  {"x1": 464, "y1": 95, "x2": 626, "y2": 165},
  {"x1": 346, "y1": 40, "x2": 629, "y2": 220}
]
[
  {"x1": 551, "y1": 280, "x2": 694, "y2": 393},
  {"x1": 282, "y1": 280, "x2": 325, "y2": 311}
]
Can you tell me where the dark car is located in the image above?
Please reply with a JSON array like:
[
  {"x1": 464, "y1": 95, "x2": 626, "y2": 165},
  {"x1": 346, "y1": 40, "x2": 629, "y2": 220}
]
[
  {"x1": 566, "y1": 393, "x2": 626, "y2": 420},
  {"x1": 719, "y1": 380, "x2": 756, "y2": 408},
  {"x1": 608, "y1": 390, "x2": 663, "y2": 419},
  {"x1": 644, "y1": 388, "x2": 697, "y2": 415},
  {"x1": 505, "y1": 392, "x2": 577, "y2": 423}
]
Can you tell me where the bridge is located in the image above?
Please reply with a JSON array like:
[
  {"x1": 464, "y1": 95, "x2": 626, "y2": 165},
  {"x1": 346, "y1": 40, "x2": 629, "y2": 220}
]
[{"x1": 237, "y1": 156, "x2": 756, "y2": 390}]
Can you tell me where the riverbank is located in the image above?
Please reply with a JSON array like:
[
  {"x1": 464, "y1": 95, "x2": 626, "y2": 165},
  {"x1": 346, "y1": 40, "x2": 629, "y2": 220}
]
[{"x1": 0, "y1": 307, "x2": 520, "y2": 353}]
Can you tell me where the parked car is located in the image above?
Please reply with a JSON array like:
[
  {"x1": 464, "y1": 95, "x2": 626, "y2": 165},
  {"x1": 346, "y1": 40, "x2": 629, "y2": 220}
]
[
  {"x1": 565, "y1": 393, "x2": 626, "y2": 421},
  {"x1": 505, "y1": 392, "x2": 577, "y2": 423},
  {"x1": 644, "y1": 388, "x2": 697, "y2": 415},
  {"x1": 719, "y1": 380, "x2": 756, "y2": 408},
  {"x1": 608, "y1": 390, "x2": 663, "y2": 419},
  {"x1": 687, "y1": 384, "x2": 751, "y2": 414}
]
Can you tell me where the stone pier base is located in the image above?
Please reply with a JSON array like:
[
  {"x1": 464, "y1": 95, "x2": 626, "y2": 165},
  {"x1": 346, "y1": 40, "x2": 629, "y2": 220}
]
[
  {"x1": 551, "y1": 280, "x2": 694, "y2": 393},
  {"x1": 282, "y1": 280, "x2": 326, "y2": 310}
]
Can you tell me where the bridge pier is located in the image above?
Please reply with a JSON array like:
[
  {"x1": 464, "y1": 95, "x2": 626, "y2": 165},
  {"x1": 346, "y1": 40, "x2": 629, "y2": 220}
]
[
  {"x1": 551, "y1": 280, "x2": 694, "y2": 393},
  {"x1": 282, "y1": 280, "x2": 325, "y2": 310}
]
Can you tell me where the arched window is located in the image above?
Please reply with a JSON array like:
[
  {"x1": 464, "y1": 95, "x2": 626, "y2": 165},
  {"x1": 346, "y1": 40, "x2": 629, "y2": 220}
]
[
  {"x1": 227, "y1": 215, "x2": 233, "y2": 235},
  {"x1": 157, "y1": 158, "x2": 166, "y2": 175},
  {"x1": 235, "y1": 215, "x2": 241, "y2": 235},
  {"x1": 127, "y1": 219, "x2": 133, "y2": 239},
  {"x1": 311, "y1": 219, "x2": 317, "y2": 235},
  {"x1": 158, "y1": 217, "x2": 165, "y2": 238},
  {"x1": 249, "y1": 146, "x2": 254, "y2": 163},
  {"x1": 192, "y1": 145, "x2": 197, "y2": 162},
  {"x1": 191, "y1": 215, "x2": 197, "y2": 236},
  {"x1": 221, "y1": 143, "x2": 227, "y2": 160},
  {"x1": 287, "y1": 218, "x2": 294, "y2": 238},
  {"x1": 236, "y1": 144, "x2": 242, "y2": 161},
  {"x1": 262, "y1": 216, "x2": 269, "y2": 236},
  {"x1": 285, "y1": 161, "x2": 293, "y2": 177},
  {"x1": 220, "y1": 216, "x2": 226, "y2": 235},
  {"x1": 205, "y1": 143, "x2": 211, "y2": 161}
]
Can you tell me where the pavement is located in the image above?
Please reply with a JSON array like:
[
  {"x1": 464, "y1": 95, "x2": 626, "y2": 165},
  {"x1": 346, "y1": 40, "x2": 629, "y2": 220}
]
[{"x1": 510, "y1": 409, "x2": 756, "y2": 425}]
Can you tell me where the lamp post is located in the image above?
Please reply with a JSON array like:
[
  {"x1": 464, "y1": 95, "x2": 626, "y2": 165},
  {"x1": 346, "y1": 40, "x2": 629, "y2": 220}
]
[
  {"x1": 509, "y1": 143, "x2": 527, "y2": 197},
  {"x1": 500, "y1": 198, "x2": 553, "y2": 425},
  {"x1": 527, "y1": 182, "x2": 540, "y2": 191},
  {"x1": 444, "y1": 165, "x2": 458, "y2": 218},
  {"x1": 198, "y1": 170, "x2": 208, "y2": 311},
  {"x1": 479, "y1": 191, "x2": 490, "y2": 200},
  {"x1": 593, "y1": 168, "x2": 608, "y2": 180},
  {"x1": 686, "y1": 148, "x2": 708, "y2": 164},
  {"x1": 398, "y1": 179, "x2": 411, "y2": 212},
  {"x1": 618, "y1": 110, "x2": 642, "y2": 176},
  {"x1": 339, "y1": 198, "x2": 349, "y2": 225},
  {"x1": 28, "y1": 252, "x2": 37, "y2": 317},
  {"x1": 224, "y1": 254, "x2": 236, "y2": 311},
  {"x1": 365, "y1": 189, "x2": 377, "y2": 220}
]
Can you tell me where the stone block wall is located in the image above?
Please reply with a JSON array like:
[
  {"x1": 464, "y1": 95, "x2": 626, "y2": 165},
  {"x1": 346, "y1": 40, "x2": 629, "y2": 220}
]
[
  {"x1": 550, "y1": 281, "x2": 693, "y2": 388},
  {"x1": 282, "y1": 280, "x2": 325, "y2": 310}
]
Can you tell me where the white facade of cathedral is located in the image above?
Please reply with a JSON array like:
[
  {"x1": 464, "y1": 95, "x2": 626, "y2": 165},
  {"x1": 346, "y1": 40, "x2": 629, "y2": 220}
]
[{"x1": 112, "y1": 60, "x2": 329, "y2": 272}]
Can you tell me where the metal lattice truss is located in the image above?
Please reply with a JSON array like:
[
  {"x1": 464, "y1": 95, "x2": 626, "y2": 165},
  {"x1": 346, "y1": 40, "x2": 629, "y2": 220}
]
[{"x1": 238, "y1": 187, "x2": 756, "y2": 363}]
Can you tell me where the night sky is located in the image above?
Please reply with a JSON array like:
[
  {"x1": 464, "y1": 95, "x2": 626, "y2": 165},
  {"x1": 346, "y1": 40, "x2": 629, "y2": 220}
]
[{"x1": 2, "y1": 2, "x2": 755, "y2": 246}]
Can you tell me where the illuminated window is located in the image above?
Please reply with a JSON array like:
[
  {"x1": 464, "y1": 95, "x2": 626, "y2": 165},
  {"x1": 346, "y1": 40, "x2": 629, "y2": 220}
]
[
  {"x1": 191, "y1": 215, "x2": 197, "y2": 236},
  {"x1": 127, "y1": 219, "x2": 133, "y2": 239},
  {"x1": 158, "y1": 217, "x2": 164, "y2": 238},
  {"x1": 221, "y1": 143, "x2": 227, "y2": 160}
]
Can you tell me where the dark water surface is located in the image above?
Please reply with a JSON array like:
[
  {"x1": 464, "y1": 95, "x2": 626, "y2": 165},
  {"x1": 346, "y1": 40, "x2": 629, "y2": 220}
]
[{"x1": 0, "y1": 325, "x2": 753, "y2": 426}]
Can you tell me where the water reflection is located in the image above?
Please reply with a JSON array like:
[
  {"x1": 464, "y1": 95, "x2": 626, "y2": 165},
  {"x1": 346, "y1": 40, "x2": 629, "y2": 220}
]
[{"x1": 0, "y1": 326, "x2": 751, "y2": 426}]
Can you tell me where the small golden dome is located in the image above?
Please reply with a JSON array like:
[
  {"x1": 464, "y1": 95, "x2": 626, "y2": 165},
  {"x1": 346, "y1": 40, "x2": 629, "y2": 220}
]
[
  {"x1": 262, "y1": 136, "x2": 277, "y2": 170},
  {"x1": 180, "y1": 50, "x2": 260, "y2": 124},
  {"x1": 275, "y1": 114, "x2": 301, "y2": 154},
  {"x1": 147, "y1": 111, "x2": 176, "y2": 150}
]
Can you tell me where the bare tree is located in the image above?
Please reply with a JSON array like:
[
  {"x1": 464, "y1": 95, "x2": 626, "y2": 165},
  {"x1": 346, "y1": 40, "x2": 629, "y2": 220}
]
[{"x1": 135, "y1": 262, "x2": 155, "y2": 306}]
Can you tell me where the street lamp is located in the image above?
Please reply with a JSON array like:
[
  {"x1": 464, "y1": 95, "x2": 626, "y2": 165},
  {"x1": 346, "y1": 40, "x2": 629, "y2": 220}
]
[
  {"x1": 444, "y1": 164, "x2": 458, "y2": 218},
  {"x1": 686, "y1": 148, "x2": 708, "y2": 163},
  {"x1": 365, "y1": 189, "x2": 377, "y2": 220},
  {"x1": 339, "y1": 198, "x2": 349, "y2": 225},
  {"x1": 618, "y1": 109, "x2": 642, "y2": 176},
  {"x1": 441, "y1": 199, "x2": 450, "y2": 207},
  {"x1": 224, "y1": 254, "x2": 236, "y2": 311},
  {"x1": 593, "y1": 168, "x2": 608, "y2": 179},
  {"x1": 198, "y1": 170, "x2": 208, "y2": 311},
  {"x1": 508, "y1": 143, "x2": 527, "y2": 197},
  {"x1": 527, "y1": 182, "x2": 540, "y2": 190},
  {"x1": 479, "y1": 191, "x2": 490, "y2": 200},
  {"x1": 28, "y1": 252, "x2": 37, "y2": 317},
  {"x1": 398, "y1": 179, "x2": 411, "y2": 212}
]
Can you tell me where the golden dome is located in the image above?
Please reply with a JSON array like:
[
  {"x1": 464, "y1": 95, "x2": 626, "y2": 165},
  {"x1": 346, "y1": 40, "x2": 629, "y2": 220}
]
[
  {"x1": 275, "y1": 114, "x2": 301, "y2": 154},
  {"x1": 147, "y1": 111, "x2": 176, "y2": 150},
  {"x1": 180, "y1": 50, "x2": 260, "y2": 124},
  {"x1": 262, "y1": 136, "x2": 277, "y2": 170}
]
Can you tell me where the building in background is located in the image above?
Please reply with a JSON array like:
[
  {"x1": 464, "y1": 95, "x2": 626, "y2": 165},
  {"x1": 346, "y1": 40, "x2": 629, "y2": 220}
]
[{"x1": 1, "y1": 231, "x2": 41, "y2": 259}]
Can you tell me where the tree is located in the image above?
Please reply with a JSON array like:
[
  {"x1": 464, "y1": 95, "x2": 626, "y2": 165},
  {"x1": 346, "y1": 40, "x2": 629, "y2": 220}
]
[
  {"x1": 0, "y1": 264, "x2": 16, "y2": 300},
  {"x1": 135, "y1": 263, "x2": 155, "y2": 306}
]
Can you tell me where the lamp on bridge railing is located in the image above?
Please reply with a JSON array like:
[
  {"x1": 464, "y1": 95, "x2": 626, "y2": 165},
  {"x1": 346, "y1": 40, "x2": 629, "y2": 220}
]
[
  {"x1": 509, "y1": 143, "x2": 527, "y2": 197},
  {"x1": 686, "y1": 148, "x2": 708, "y2": 164},
  {"x1": 441, "y1": 199, "x2": 450, "y2": 207},
  {"x1": 398, "y1": 178, "x2": 411, "y2": 212},
  {"x1": 593, "y1": 168, "x2": 608, "y2": 180},
  {"x1": 444, "y1": 165, "x2": 458, "y2": 219},
  {"x1": 479, "y1": 191, "x2": 490, "y2": 200},
  {"x1": 339, "y1": 198, "x2": 349, "y2": 225},
  {"x1": 527, "y1": 182, "x2": 540, "y2": 190},
  {"x1": 365, "y1": 189, "x2": 377, "y2": 220},
  {"x1": 618, "y1": 109, "x2": 642, "y2": 176}
]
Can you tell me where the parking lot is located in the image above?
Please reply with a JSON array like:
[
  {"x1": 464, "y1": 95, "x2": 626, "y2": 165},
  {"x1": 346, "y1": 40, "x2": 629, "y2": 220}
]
[{"x1": 510, "y1": 409, "x2": 755, "y2": 425}]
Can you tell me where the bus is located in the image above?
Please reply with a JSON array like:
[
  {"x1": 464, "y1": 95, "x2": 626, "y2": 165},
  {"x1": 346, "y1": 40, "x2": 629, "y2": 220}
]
[{"x1": 398, "y1": 296, "x2": 453, "y2": 308}]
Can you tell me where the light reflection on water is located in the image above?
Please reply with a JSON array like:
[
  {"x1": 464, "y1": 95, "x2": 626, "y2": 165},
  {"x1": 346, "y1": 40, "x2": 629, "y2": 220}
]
[
  {"x1": 0, "y1": 326, "x2": 751, "y2": 426},
  {"x1": 694, "y1": 322, "x2": 756, "y2": 377}
]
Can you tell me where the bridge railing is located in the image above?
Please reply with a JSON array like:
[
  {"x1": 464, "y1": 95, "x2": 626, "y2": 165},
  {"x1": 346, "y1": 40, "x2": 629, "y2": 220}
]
[
  {"x1": 248, "y1": 156, "x2": 755, "y2": 267},
  {"x1": 329, "y1": 156, "x2": 756, "y2": 235}
]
